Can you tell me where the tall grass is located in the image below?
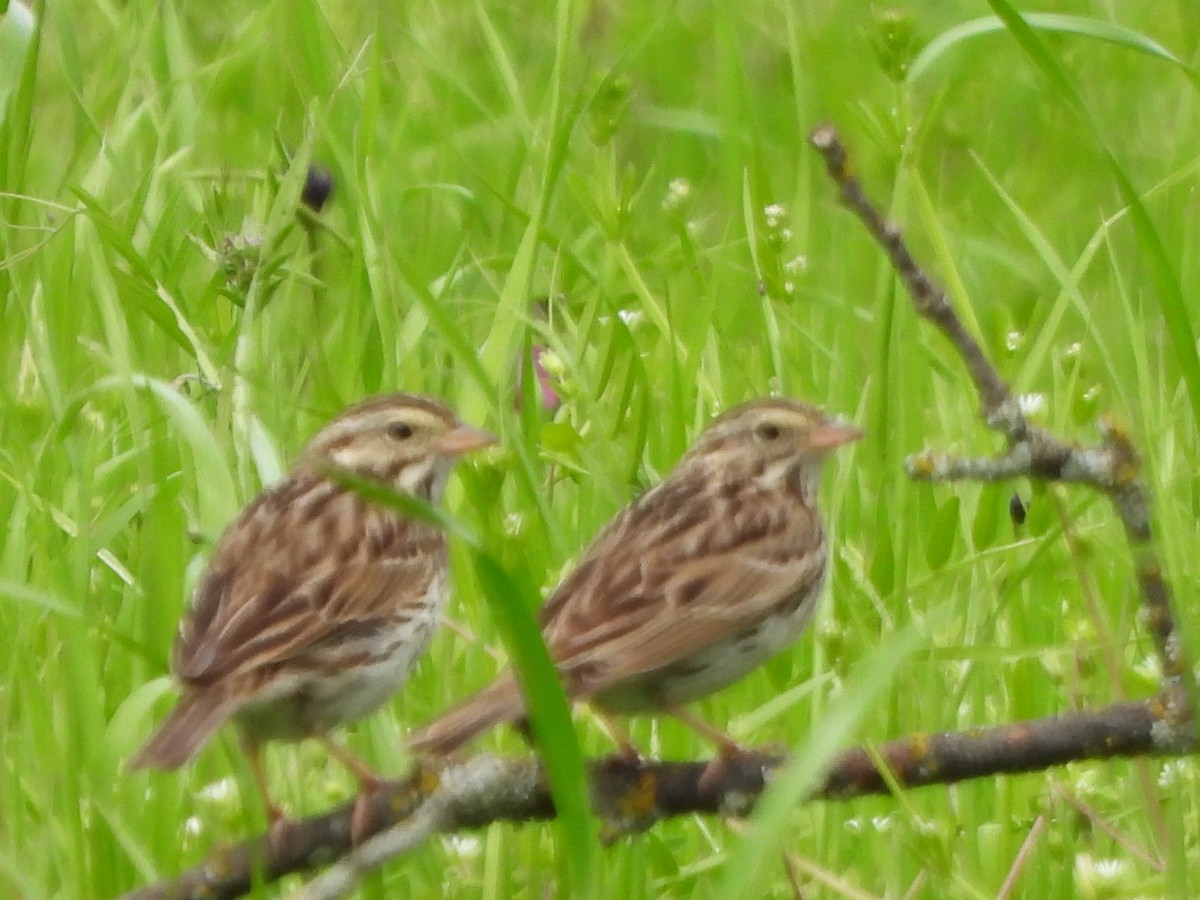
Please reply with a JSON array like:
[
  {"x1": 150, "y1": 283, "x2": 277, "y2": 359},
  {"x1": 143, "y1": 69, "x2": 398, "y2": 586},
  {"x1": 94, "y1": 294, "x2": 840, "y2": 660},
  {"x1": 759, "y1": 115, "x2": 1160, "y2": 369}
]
[{"x1": 2, "y1": 1, "x2": 1198, "y2": 896}]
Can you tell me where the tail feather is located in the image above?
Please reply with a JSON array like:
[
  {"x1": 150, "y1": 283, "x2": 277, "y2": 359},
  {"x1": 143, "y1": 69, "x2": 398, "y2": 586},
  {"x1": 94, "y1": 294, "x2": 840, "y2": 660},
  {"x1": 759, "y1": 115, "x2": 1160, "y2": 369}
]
[
  {"x1": 127, "y1": 690, "x2": 234, "y2": 771},
  {"x1": 407, "y1": 676, "x2": 526, "y2": 756}
]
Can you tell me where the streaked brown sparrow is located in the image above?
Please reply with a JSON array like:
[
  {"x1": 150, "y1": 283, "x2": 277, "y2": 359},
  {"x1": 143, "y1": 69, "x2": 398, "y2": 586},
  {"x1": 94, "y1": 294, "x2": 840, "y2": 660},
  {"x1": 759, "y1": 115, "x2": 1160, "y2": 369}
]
[
  {"x1": 408, "y1": 397, "x2": 859, "y2": 782},
  {"x1": 129, "y1": 393, "x2": 495, "y2": 829}
]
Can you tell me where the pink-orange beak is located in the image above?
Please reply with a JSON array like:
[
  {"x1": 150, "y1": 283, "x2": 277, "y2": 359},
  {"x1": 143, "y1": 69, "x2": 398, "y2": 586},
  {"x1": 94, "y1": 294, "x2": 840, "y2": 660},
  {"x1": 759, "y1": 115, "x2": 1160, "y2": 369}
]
[
  {"x1": 438, "y1": 424, "x2": 498, "y2": 456},
  {"x1": 809, "y1": 420, "x2": 863, "y2": 451}
]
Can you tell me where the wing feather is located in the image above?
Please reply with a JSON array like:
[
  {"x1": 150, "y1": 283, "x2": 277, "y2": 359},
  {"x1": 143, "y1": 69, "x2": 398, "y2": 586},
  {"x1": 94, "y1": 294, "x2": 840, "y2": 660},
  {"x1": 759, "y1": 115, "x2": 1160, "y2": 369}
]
[
  {"x1": 539, "y1": 476, "x2": 825, "y2": 699},
  {"x1": 174, "y1": 476, "x2": 443, "y2": 686}
]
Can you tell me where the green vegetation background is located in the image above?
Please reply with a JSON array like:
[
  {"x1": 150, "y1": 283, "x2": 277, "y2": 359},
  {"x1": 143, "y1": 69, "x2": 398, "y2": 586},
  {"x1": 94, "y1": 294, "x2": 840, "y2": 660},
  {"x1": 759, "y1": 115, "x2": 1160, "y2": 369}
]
[{"x1": 1, "y1": 0, "x2": 1198, "y2": 896}]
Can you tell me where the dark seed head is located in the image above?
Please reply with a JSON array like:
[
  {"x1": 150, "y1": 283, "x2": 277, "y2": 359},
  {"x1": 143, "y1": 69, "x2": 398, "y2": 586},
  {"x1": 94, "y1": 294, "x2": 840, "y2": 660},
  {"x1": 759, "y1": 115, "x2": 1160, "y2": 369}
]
[
  {"x1": 1009, "y1": 492, "x2": 1027, "y2": 527},
  {"x1": 302, "y1": 164, "x2": 334, "y2": 213}
]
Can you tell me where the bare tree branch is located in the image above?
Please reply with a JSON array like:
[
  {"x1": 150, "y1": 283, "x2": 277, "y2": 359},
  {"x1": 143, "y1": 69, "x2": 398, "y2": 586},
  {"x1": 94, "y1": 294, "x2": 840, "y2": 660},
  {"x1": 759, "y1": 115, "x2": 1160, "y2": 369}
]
[{"x1": 119, "y1": 700, "x2": 1177, "y2": 900}]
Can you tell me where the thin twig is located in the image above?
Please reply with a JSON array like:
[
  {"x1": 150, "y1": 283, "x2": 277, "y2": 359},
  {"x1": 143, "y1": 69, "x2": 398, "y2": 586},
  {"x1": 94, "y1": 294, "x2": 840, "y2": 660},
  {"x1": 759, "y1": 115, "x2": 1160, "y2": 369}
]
[
  {"x1": 1050, "y1": 782, "x2": 1161, "y2": 870},
  {"x1": 996, "y1": 813, "x2": 1046, "y2": 900}
]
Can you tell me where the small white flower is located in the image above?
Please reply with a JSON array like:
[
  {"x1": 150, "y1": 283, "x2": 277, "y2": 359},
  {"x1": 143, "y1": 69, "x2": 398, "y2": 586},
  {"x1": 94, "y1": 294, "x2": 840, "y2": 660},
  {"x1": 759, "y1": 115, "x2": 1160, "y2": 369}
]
[
  {"x1": 1132, "y1": 654, "x2": 1162, "y2": 682},
  {"x1": 617, "y1": 308, "x2": 644, "y2": 328},
  {"x1": 783, "y1": 255, "x2": 808, "y2": 274},
  {"x1": 1157, "y1": 759, "x2": 1188, "y2": 789},
  {"x1": 763, "y1": 203, "x2": 787, "y2": 227},
  {"x1": 197, "y1": 777, "x2": 237, "y2": 803},
  {"x1": 1095, "y1": 858, "x2": 1124, "y2": 879},
  {"x1": 443, "y1": 834, "x2": 483, "y2": 857},
  {"x1": 1018, "y1": 393, "x2": 1046, "y2": 416},
  {"x1": 1071, "y1": 769, "x2": 1099, "y2": 798},
  {"x1": 1006, "y1": 330, "x2": 1023, "y2": 351},
  {"x1": 184, "y1": 816, "x2": 204, "y2": 837},
  {"x1": 783, "y1": 281, "x2": 795, "y2": 296},
  {"x1": 1082, "y1": 385, "x2": 1101, "y2": 402},
  {"x1": 662, "y1": 178, "x2": 693, "y2": 214},
  {"x1": 1075, "y1": 852, "x2": 1128, "y2": 893},
  {"x1": 1065, "y1": 341, "x2": 1083, "y2": 357}
]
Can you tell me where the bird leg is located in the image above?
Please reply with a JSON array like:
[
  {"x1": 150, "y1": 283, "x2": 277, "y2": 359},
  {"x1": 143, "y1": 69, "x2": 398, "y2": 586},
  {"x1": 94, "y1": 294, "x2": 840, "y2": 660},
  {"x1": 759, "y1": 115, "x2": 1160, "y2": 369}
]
[
  {"x1": 596, "y1": 712, "x2": 644, "y2": 764},
  {"x1": 665, "y1": 707, "x2": 748, "y2": 794},
  {"x1": 314, "y1": 735, "x2": 384, "y2": 844},
  {"x1": 240, "y1": 735, "x2": 291, "y2": 850}
]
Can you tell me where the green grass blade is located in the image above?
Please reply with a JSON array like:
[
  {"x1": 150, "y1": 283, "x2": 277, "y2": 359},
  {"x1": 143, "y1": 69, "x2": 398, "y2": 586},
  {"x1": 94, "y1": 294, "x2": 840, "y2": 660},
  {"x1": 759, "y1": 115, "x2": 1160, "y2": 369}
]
[
  {"x1": 469, "y1": 551, "x2": 594, "y2": 898},
  {"x1": 909, "y1": 13, "x2": 1200, "y2": 89},
  {"x1": 983, "y1": 0, "x2": 1200, "y2": 427},
  {"x1": 719, "y1": 612, "x2": 932, "y2": 900}
]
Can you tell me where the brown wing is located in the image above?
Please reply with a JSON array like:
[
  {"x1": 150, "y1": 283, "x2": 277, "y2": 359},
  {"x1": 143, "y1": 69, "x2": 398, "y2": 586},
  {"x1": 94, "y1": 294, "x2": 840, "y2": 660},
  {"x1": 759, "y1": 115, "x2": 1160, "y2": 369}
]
[
  {"x1": 539, "y1": 474, "x2": 825, "y2": 699},
  {"x1": 173, "y1": 474, "x2": 444, "y2": 686}
]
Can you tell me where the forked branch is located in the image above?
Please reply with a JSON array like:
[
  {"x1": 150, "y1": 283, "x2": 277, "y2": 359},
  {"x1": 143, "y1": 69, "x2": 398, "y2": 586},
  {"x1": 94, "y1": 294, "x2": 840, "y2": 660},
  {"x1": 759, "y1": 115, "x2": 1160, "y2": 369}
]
[{"x1": 810, "y1": 123, "x2": 1195, "y2": 739}]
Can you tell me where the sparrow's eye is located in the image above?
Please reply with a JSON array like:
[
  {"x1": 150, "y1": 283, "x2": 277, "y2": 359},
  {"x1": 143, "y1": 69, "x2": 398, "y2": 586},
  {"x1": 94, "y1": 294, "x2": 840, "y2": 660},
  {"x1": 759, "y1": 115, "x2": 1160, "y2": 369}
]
[
  {"x1": 755, "y1": 422, "x2": 782, "y2": 441},
  {"x1": 387, "y1": 421, "x2": 415, "y2": 441}
]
